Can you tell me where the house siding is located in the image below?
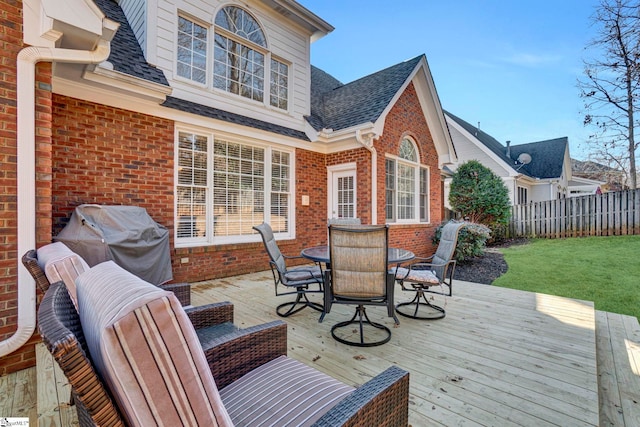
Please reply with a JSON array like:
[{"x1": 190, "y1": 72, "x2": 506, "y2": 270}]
[
  {"x1": 118, "y1": 0, "x2": 147, "y2": 55},
  {"x1": 448, "y1": 124, "x2": 511, "y2": 177},
  {"x1": 150, "y1": 0, "x2": 311, "y2": 132}
]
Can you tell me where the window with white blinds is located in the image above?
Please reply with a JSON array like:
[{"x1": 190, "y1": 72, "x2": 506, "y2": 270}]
[
  {"x1": 385, "y1": 137, "x2": 430, "y2": 223},
  {"x1": 176, "y1": 130, "x2": 292, "y2": 245}
]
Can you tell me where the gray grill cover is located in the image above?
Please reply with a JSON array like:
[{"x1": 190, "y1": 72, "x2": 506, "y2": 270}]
[{"x1": 54, "y1": 205, "x2": 173, "y2": 285}]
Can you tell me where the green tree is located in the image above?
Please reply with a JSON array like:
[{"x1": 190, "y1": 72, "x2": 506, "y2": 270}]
[{"x1": 449, "y1": 160, "x2": 511, "y2": 228}]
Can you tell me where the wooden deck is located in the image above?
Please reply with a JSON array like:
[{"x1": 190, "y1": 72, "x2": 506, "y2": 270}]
[{"x1": 2, "y1": 272, "x2": 639, "y2": 426}]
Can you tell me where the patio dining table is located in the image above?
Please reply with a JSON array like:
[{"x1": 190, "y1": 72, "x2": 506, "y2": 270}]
[{"x1": 301, "y1": 245, "x2": 415, "y2": 266}]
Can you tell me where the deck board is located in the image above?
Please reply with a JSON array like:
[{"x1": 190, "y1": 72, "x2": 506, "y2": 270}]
[
  {"x1": 191, "y1": 273, "x2": 601, "y2": 426},
  {"x1": 2, "y1": 272, "x2": 637, "y2": 426},
  {"x1": 596, "y1": 310, "x2": 640, "y2": 427}
]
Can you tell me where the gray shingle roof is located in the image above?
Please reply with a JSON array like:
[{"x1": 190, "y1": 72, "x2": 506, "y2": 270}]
[
  {"x1": 446, "y1": 111, "x2": 568, "y2": 179},
  {"x1": 510, "y1": 138, "x2": 568, "y2": 179},
  {"x1": 309, "y1": 56, "x2": 423, "y2": 131},
  {"x1": 162, "y1": 96, "x2": 309, "y2": 141},
  {"x1": 94, "y1": 0, "x2": 169, "y2": 86}
]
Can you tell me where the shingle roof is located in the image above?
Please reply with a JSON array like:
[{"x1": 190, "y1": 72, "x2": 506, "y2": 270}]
[
  {"x1": 162, "y1": 96, "x2": 310, "y2": 141},
  {"x1": 445, "y1": 111, "x2": 568, "y2": 179},
  {"x1": 445, "y1": 111, "x2": 513, "y2": 166},
  {"x1": 94, "y1": 0, "x2": 169, "y2": 86},
  {"x1": 510, "y1": 138, "x2": 568, "y2": 179},
  {"x1": 309, "y1": 56, "x2": 423, "y2": 131}
]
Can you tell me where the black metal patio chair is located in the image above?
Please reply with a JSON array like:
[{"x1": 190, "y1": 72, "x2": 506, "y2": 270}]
[{"x1": 253, "y1": 222, "x2": 324, "y2": 317}]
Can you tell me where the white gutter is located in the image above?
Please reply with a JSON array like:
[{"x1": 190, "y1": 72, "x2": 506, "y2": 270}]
[
  {"x1": 0, "y1": 40, "x2": 110, "y2": 357},
  {"x1": 356, "y1": 128, "x2": 379, "y2": 224}
]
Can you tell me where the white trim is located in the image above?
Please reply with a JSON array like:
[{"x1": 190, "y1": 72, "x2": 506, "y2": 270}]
[
  {"x1": 327, "y1": 162, "x2": 357, "y2": 220},
  {"x1": 445, "y1": 114, "x2": 520, "y2": 178},
  {"x1": 173, "y1": 124, "x2": 296, "y2": 248},
  {"x1": 2, "y1": 37, "x2": 113, "y2": 358}
]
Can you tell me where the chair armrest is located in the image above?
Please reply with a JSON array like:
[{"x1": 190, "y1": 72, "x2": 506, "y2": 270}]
[
  {"x1": 184, "y1": 302, "x2": 234, "y2": 329},
  {"x1": 312, "y1": 365, "x2": 410, "y2": 427},
  {"x1": 158, "y1": 282, "x2": 191, "y2": 306},
  {"x1": 202, "y1": 320, "x2": 287, "y2": 389}
]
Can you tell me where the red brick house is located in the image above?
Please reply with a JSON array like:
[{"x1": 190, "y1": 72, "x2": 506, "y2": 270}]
[{"x1": 0, "y1": 0, "x2": 456, "y2": 373}]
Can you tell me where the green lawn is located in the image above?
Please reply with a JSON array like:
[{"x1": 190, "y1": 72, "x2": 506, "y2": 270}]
[{"x1": 493, "y1": 235, "x2": 640, "y2": 320}]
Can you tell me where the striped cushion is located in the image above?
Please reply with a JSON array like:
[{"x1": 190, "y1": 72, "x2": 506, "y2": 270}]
[
  {"x1": 37, "y1": 242, "x2": 90, "y2": 307},
  {"x1": 394, "y1": 267, "x2": 440, "y2": 284},
  {"x1": 76, "y1": 261, "x2": 233, "y2": 427},
  {"x1": 220, "y1": 355, "x2": 354, "y2": 426}
]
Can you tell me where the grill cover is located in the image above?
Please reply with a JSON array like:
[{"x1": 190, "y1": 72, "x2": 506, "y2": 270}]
[{"x1": 54, "y1": 204, "x2": 173, "y2": 285}]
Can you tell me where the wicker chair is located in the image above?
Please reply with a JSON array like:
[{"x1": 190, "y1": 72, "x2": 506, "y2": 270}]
[
  {"x1": 253, "y1": 222, "x2": 324, "y2": 317},
  {"x1": 22, "y1": 245, "x2": 191, "y2": 306},
  {"x1": 38, "y1": 274, "x2": 410, "y2": 426},
  {"x1": 394, "y1": 221, "x2": 465, "y2": 319},
  {"x1": 322, "y1": 225, "x2": 398, "y2": 347}
]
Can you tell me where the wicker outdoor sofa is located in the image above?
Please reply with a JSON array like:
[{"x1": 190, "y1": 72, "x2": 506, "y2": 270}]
[{"x1": 37, "y1": 260, "x2": 410, "y2": 426}]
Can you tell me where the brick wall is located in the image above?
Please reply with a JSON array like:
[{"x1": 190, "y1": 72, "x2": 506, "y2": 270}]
[
  {"x1": 50, "y1": 96, "x2": 331, "y2": 282},
  {"x1": 375, "y1": 82, "x2": 442, "y2": 257}
]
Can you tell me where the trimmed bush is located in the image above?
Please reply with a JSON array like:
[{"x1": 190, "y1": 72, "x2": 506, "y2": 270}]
[{"x1": 449, "y1": 160, "x2": 511, "y2": 242}]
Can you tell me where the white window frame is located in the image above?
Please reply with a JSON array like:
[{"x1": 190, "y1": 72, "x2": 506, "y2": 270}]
[
  {"x1": 175, "y1": 14, "x2": 209, "y2": 87},
  {"x1": 175, "y1": 7, "x2": 291, "y2": 112},
  {"x1": 385, "y1": 138, "x2": 430, "y2": 224},
  {"x1": 174, "y1": 126, "x2": 295, "y2": 247}
]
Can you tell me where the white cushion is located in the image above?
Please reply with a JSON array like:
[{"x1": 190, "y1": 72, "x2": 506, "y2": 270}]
[{"x1": 37, "y1": 242, "x2": 90, "y2": 307}]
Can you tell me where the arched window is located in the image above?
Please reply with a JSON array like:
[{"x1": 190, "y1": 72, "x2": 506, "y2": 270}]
[
  {"x1": 385, "y1": 137, "x2": 430, "y2": 223},
  {"x1": 177, "y1": 5, "x2": 289, "y2": 109},
  {"x1": 213, "y1": 6, "x2": 266, "y2": 102}
]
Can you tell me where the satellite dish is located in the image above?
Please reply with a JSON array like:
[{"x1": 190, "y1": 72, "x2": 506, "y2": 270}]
[{"x1": 517, "y1": 153, "x2": 532, "y2": 165}]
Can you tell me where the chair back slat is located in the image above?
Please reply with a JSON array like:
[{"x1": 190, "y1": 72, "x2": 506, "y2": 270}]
[
  {"x1": 253, "y1": 223, "x2": 286, "y2": 273},
  {"x1": 329, "y1": 225, "x2": 388, "y2": 298},
  {"x1": 432, "y1": 221, "x2": 464, "y2": 280}
]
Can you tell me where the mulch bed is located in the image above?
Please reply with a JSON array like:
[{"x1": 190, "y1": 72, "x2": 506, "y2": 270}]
[{"x1": 453, "y1": 238, "x2": 529, "y2": 285}]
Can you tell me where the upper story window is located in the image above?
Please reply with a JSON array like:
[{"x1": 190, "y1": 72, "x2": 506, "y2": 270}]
[
  {"x1": 177, "y1": 17, "x2": 207, "y2": 84},
  {"x1": 177, "y1": 6, "x2": 289, "y2": 110},
  {"x1": 385, "y1": 137, "x2": 429, "y2": 223}
]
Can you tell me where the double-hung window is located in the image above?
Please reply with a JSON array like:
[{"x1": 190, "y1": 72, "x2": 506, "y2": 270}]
[
  {"x1": 385, "y1": 137, "x2": 430, "y2": 223},
  {"x1": 177, "y1": 6, "x2": 289, "y2": 111},
  {"x1": 176, "y1": 130, "x2": 293, "y2": 245}
]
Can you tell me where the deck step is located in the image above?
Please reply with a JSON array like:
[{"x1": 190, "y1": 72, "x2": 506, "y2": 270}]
[
  {"x1": 36, "y1": 342, "x2": 78, "y2": 426},
  {"x1": 596, "y1": 311, "x2": 640, "y2": 427}
]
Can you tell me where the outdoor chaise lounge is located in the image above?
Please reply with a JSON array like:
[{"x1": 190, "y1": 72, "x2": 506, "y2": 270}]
[{"x1": 38, "y1": 261, "x2": 410, "y2": 426}]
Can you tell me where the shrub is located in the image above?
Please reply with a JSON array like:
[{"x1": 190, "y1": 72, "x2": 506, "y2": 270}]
[
  {"x1": 449, "y1": 160, "x2": 511, "y2": 240},
  {"x1": 433, "y1": 221, "x2": 491, "y2": 263}
]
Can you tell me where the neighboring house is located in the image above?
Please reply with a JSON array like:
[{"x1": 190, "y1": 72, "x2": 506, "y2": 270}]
[
  {"x1": 444, "y1": 111, "x2": 575, "y2": 207},
  {"x1": 571, "y1": 159, "x2": 625, "y2": 193},
  {"x1": 0, "y1": 0, "x2": 456, "y2": 372}
]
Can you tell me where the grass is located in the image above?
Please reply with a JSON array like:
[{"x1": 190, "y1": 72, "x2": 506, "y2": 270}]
[{"x1": 492, "y1": 235, "x2": 640, "y2": 320}]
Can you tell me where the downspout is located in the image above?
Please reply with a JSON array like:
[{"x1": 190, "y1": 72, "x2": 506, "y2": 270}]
[
  {"x1": 0, "y1": 40, "x2": 110, "y2": 357},
  {"x1": 356, "y1": 129, "x2": 378, "y2": 224}
]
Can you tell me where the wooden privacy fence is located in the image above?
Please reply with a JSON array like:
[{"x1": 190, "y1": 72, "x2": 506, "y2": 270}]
[{"x1": 509, "y1": 189, "x2": 640, "y2": 238}]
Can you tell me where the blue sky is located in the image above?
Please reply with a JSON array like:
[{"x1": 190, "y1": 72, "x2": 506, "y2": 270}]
[{"x1": 298, "y1": 0, "x2": 602, "y2": 160}]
